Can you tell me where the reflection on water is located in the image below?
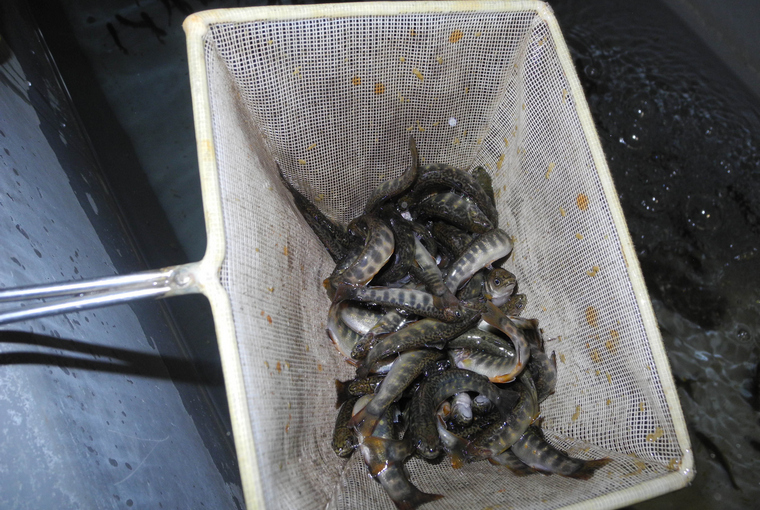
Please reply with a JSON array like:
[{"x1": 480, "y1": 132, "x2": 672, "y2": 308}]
[{"x1": 552, "y1": 0, "x2": 760, "y2": 507}]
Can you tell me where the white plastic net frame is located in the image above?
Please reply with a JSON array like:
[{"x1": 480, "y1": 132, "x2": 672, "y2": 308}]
[{"x1": 182, "y1": 2, "x2": 694, "y2": 509}]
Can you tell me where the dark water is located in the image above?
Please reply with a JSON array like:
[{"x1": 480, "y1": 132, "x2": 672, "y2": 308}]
[{"x1": 551, "y1": 0, "x2": 760, "y2": 507}]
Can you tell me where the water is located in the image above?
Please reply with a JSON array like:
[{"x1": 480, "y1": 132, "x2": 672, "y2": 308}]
[{"x1": 551, "y1": 0, "x2": 760, "y2": 507}]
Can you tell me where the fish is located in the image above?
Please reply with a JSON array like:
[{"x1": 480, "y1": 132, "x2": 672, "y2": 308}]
[
  {"x1": 471, "y1": 394, "x2": 493, "y2": 415},
  {"x1": 335, "y1": 376, "x2": 386, "y2": 408},
  {"x1": 484, "y1": 268, "x2": 517, "y2": 307},
  {"x1": 522, "y1": 325, "x2": 558, "y2": 403},
  {"x1": 407, "y1": 369, "x2": 520, "y2": 459},
  {"x1": 449, "y1": 348, "x2": 521, "y2": 383},
  {"x1": 436, "y1": 402, "x2": 470, "y2": 469},
  {"x1": 373, "y1": 209, "x2": 417, "y2": 286},
  {"x1": 358, "y1": 407, "x2": 443, "y2": 509},
  {"x1": 333, "y1": 284, "x2": 467, "y2": 323},
  {"x1": 279, "y1": 166, "x2": 351, "y2": 262},
  {"x1": 351, "y1": 307, "x2": 409, "y2": 360},
  {"x1": 413, "y1": 163, "x2": 499, "y2": 227},
  {"x1": 469, "y1": 371, "x2": 539, "y2": 458},
  {"x1": 448, "y1": 327, "x2": 516, "y2": 359},
  {"x1": 471, "y1": 166, "x2": 496, "y2": 208},
  {"x1": 481, "y1": 301, "x2": 531, "y2": 377},
  {"x1": 431, "y1": 222, "x2": 473, "y2": 260},
  {"x1": 413, "y1": 192, "x2": 492, "y2": 234},
  {"x1": 444, "y1": 228, "x2": 513, "y2": 293},
  {"x1": 451, "y1": 392, "x2": 473, "y2": 426},
  {"x1": 358, "y1": 311, "x2": 481, "y2": 377},
  {"x1": 364, "y1": 137, "x2": 419, "y2": 214},
  {"x1": 501, "y1": 293, "x2": 528, "y2": 317},
  {"x1": 511, "y1": 426, "x2": 611, "y2": 479},
  {"x1": 488, "y1": 449, "x2": 537, "y2": 476},
  {"x1": 340, "y1": 302, "x2": 383, "y2": 335},
  {"x1": 326, "y1": 301, "x2": 363, "y2": 364},
  {"x1": 325, "y1": 215, "x2": 395, "y2": 291},
  {"x1": 332, "y1": 396, "x2": 360, "y2": 457},
  {"x1": 410, "y1": 238, "x2": 459, "y2": 308},
  {"x1": 350, "y1": 349, "x2": 445, "y2": 438}
]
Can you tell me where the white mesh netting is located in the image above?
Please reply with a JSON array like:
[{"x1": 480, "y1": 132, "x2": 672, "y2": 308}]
[{"x1": 192, "y1": 3, "x2": 690, "y2": 508}]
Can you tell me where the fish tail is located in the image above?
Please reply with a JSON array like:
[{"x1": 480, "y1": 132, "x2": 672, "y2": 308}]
[
  {"x1": 568, "y1": 458, "x2": 612, "y2": 480},
  {"x1": 392, "y1": 491, "x2": 444, "y2": 510},
  {"x1": 335, "y1": 379, "x2": 351, "y2": 409}
]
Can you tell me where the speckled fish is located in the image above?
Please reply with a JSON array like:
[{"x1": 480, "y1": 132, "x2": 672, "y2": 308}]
[
  {"x1": 522, "y1": 323, "x2": 558, "y2": 403},
  {"x1": 326, "y1": 301, "x2": 363, "y2": 364},
  {"x1": 413, "y1": 192, "x2": 492, "y2": 234},
  {"x1": 373, "y1": 210, "x2": 417, "y2": 286},
  {"x1": 410, "y1": 238, "x2": 458, "y2": 308},
  {"x1": 484, "y1": 268, "x2": 517, "y2": 307},
  {"x1": 351, "y1": 305, "x2": 409, "y2": 360},
  {"x1": 448, "y1": 327, "x2": 516, "y2": 359},
  {"x1": 435, "y1": 402, "x2": 469, "y2": 469},
  {"x1": 407, "y1": 369, "x2": 519, "y2": 459},
  {"x1": 456, "y1": 269, "x2": 485, "y2": 302},
  {"x1": 350, "y1": 349, "x2": 445, "y2": 438},
  {"x1": 449, "y1": 348, "x2": 521, "y2": 383},
  {"x1": 487, "y1": 449, "x2": 537, "y2": 476},
  {"x1": 500, "y1": 293, "x2": 528, "y2": 317},
  {"x1": 358, "y1": 407, "x2": 444, "y2": 510},
  {"x1": 358, "y1": 311, "x2": 480, "y2": 378},
  {"x1": 363, "y1": 137, "x2": 419, "y2": 214},
  {"x1": 451, "y1": 392, "x2": 473, "y2": 427},
  {"x1": 414, "y1": 163, "x2": 499, "y2": 227},
  {"x1": 333, "y1": 283, "x2": 466, "y2": 323},
  {"x1": 332, "y1": 396, "x2": 360, "y2": 457},
  {"x1": 335, "y1": 376, "x2": 386, "y2": 408},
  {"x1": 481, "y1": 301, "x2": 530, "y2": 377},
  {"x1": 471, "y1": 166, "x2": 496, "y2": 209},
  {"x1": 324, "y1": 242, "x2": 365, "y2": 300},
  {"x1": 431, "y1": 222, "x2": 473, "y2": 260},
  {"x1": 278, "y1": 166, "x2": 351, "y2": 262},
  {"x1": 324, "y1": 215, "x2": 395, "y2": 292},
  {"x1": 444, "y1": 228, "x2": 513, "y2": 293},
  {"x1": 468, "y1": 371, "x2": 538, "y2": 459},
  {"x1": 511, "y1": 426, "x2": 612, "y2": 480},
  {"x1": 340, "y1": 302, "x2": 384, "y2": 335}
]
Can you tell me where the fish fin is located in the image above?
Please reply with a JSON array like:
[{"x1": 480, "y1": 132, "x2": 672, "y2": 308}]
[
  {"x1": 361, "y1": 436, "x2": 411, "y2": 476},
  {"x1": 392, "y1": 491, "x2": 444, "y2": 510},
  {"x1": 494, "y1": 387, "x2": 521, "y2": 416},
  {"x1": 481, "y1": 300, "x2": 505, "y2": 328},
  {"x1": 356, "y1": 363, "x2": 370, "y2": 379},
  {"x1": 335, "y1": 379, "x2": 351, "y2": 409},
  {"x1": 567, "y1": 458, "x2": 613, "y2": 480},
  {"x1": 332, "y1": 283, "x2": 357, "y2": 304},
  {"x1": 347, "y1": 406, "x2": 381, "y2": 440}
]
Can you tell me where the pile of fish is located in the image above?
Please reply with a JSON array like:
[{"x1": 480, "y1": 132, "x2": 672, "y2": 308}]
[{"x1": 280, "y1": 138, "x2": 610, "y2": 509}]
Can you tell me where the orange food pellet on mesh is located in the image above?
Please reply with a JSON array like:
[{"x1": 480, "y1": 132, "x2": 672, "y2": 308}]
[
  {"x1": 585, "y1": 305, "x2": 599, "y2": 328},
  {"x1": 449, "y1": 30, "x2": 464, "y2": 43},
  {"x1": 374, "y1": 83, "x2": 386, "y2": 94},
  {"x1": 276, "y1": 361, "x2": 282, "y2": 373},
  {"x1": 351, "y1": 76, "x2": 361, "y2": 86},
  {"x1": 577, "y1": 193, "x2": 590, "y2": 210},
  {"x1": 267, "y1": 315, "x2": 272, "y2": 324}
]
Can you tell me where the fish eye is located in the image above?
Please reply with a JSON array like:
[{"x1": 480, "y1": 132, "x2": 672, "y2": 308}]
[
  {"x1": 455, "y1": 310, "x2": 461, "y2": 318},
  {"x1": 493, "y1": 278, "x2": 501, "y2": 286}
]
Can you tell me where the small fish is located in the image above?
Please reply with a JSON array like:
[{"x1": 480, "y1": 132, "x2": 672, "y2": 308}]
[
  {"x1": 364, "y1": 137, "x2": 419, "y2": 214},
  {"x1": 407, "y1": 369, "x2": 519, "y2": 459},
  {"x1": 471, "y1": 166, "x2": 496, "y2": 208},
  {"x1": 335, "y1": 376, "x2": 385, "y2": 408},
  {"x1": 456, "y1": 269, "x2": 486, "y2": 301},
  {"x1": 326, "y1": 301, "x2": 362, "y2": 364},
  {"x1": 410, "y1": 238, "x2": 459, "y2": 308},
  {"x1": 332, "y1": 396, "x2": 360, "y2": 457},
  {"x1": 359, "y1": 312, "x2": 480, "y2": 377},
  {"x1": 481, "y1": 301, "x2": 531, "y2": 377},
  {"x1": 451, "y1": 392, "x2": 473, "y2": 426},
  {"x1": 414, "y1": 163, "x2": 499, "y2": 226},
  {"x1": 351, "y1": 307, "x2": 408, "y2": 360},
  {"x1": 358, "y1": 407, "x2": 443, "y2": 509},
  {"x1": 373, "y1": 210, "x2": 416, "y2": 286},
  {"x1": 444, "y1": 228, "x2": 513, "y2": 293},
  {"x1": 413, "y1": 192, "x2": 492, "y2": 234},
  {"x1": 449, "y1": 348, "x2": 520, "y2": 383},
  {"x1": 488, "y1": 449, "x2": 537, "y2": 476},
  {"x1": 522, "y1": 325, "x2": 557, "y2": 403},
  {"x1": 501, "y1": 293, "x2": 528, "y2": 317},
  {"x1": 334, "y1": 284, "x2": 466, "y2": 323},
  {"x1": 279, "y1": 167, "x2": 351, "y2": 262},
  {"x1": 469, "y1": 371, "x2": 538, "y2": 458},
  {"x1": 436, "y1": 403, "x2": 470, "y2": 469},
  {"x1": 484, "y1": 268, "x2": 517, "y2": 307},
  {"x1": 431, "y1": 222, "x2": 473, "y2": 259},
  {"x1": 324, "y1": 215, "x2": 395, "y2": 291},
  {"x1": 511, "y1": 426, "x2": 611, "y2": 479},
  {"x1": 340, "y1": 302, "x2": 383, "y2": 335},
  {"x1": 471, "y1": 394, "x2": 493, "y2": 415},
  {"x1": 448, "y1": 327, "x2": 516, "y2": 359},
  {"x1": 350, "y1": 349, "x2": 444, "y2": 438}
]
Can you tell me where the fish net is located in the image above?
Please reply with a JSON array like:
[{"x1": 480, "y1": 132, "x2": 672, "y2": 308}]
[{"x1": 183, "y1": 2, "x2": 693, "y2": 508}]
